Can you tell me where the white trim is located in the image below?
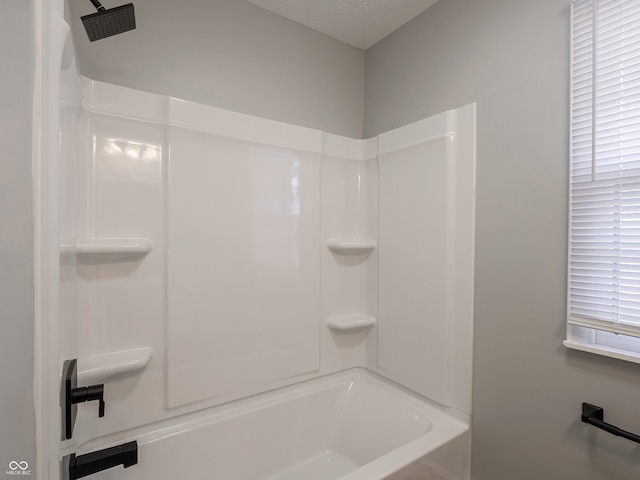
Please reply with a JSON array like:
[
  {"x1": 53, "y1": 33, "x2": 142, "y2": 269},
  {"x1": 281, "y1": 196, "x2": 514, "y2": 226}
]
[
  {"x1": 34, "y1": 1, "x2": 68, "y2": 479},
  {"x1": 564, "y1": 340, "x2": 640, "y2": 365},
  {"x1": 33, "y1": 1, "x2": 46, "y2": 478}
]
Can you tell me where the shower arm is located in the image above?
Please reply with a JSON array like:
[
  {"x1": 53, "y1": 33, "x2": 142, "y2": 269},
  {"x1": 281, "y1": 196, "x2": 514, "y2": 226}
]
[{"x1": 89, "y1": 0, "x2": 106, "y2": 12}]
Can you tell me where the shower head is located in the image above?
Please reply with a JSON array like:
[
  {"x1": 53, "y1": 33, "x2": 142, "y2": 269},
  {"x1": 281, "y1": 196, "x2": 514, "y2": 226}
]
[{"x1": 81, "y1": 0, "x2": 136, "y2": 42}]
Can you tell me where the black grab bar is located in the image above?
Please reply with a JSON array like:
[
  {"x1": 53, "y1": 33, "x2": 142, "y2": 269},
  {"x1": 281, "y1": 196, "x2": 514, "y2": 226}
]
[{"x1": 581, "y1": 403, "x2": 640, "y2": 444}]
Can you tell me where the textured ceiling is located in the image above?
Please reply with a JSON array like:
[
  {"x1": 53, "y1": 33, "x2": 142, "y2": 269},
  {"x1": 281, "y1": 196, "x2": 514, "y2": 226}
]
[{"x1": 246, "y1": 0, "x2": 439, "y2": 50}]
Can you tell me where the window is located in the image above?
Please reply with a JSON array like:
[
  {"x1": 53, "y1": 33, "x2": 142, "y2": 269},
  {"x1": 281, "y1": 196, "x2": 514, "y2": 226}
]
[{"x1": 565, "y1": 0, "x2": 640, "y2": 362}]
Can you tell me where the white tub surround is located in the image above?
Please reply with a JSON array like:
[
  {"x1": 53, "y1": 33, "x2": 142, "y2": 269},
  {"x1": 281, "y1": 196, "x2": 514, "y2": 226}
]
[
  {"x1": 54, "y1": 74, "x2": 475, "y2": 480},
  {"x1": 378, "y1": 107, "x2": 476, "y2": 416}
]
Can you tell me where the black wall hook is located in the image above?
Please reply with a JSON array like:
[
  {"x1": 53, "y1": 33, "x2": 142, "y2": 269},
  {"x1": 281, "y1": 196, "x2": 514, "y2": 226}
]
[{"x1": 581, "y1": 402, "x2": 640, "y2": 444}]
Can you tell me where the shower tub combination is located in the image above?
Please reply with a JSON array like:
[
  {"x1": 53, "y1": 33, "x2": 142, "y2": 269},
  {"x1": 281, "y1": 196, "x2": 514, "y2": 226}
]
[{"x1": 48, "y1": 13, "x2": 475, "y2": 480}]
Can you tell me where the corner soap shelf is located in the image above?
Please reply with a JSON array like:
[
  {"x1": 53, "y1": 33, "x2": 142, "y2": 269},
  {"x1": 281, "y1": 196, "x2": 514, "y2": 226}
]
[
  {"x1": 73, "y1": 238, "x2": 153, "y2": 263},
  {"x1": 326, "y1": 314, "x2": 376, "y2": 333},
  {"x1": 326, "y1": 239, "x2": 377, "y2": 255},
  {"x1": 78, "y1": 347, "x2": 153, "y2": 384}
]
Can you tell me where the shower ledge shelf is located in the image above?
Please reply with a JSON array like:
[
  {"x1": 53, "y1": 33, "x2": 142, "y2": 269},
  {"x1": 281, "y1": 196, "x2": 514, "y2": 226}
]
[
  {"x1": 326, "y1": 314, "x2": 376, "y2": 333},
  {"x1": 78, "y1": 347, "x2": 153, "y2": 384},
  {"x1": 73, "y1": 238, "x2": 153, "y2": 263},
  {"x1": 326, "y1": 239, "x2": 377, "y2": 255}
]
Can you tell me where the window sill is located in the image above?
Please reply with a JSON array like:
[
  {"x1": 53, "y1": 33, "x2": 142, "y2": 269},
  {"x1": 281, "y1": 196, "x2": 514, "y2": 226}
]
[{"x1": 563, "y1": 340, "x2": 640, "y2": 365}]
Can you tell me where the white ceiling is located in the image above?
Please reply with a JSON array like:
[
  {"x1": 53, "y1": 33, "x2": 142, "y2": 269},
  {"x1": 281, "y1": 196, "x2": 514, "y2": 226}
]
[{"x1": 246, "y1": 0, "x2": 439, "y2": 50}]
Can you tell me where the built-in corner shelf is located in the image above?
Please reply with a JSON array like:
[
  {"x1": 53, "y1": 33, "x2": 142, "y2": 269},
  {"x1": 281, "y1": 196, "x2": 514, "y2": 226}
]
[
  {"x1": 326, "y1": 239, "x2": 377, "y2": 255},
  {"x1": 326, "y1": 314, "x2": 376, "y2": 333},
  {"x1": 75, "y1": 238, "x2": 153, "y2": 264},
  {"x1": 78, "y1": 347, "x2": 153, "y2": 384}
]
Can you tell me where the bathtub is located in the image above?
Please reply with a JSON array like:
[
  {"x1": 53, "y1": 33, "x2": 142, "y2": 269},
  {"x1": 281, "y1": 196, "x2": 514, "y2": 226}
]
[{"x1": 76, "y1": 369, "x2": 469, "y2": 480}]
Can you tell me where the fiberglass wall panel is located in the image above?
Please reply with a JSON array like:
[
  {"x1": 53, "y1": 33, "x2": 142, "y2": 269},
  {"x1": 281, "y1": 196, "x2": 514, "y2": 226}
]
[
  {"x1": 377, "y1": 105, "x2": 475, "y2": 414},
  {"x1": 166, "y1": 126, "x2": 321, "y2": 408}
]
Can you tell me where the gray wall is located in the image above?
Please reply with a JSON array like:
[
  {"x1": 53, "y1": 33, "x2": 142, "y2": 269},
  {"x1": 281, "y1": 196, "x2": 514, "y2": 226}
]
[
  {"x1": 0, "y1": 0, "x2": 36, "y2": 473},
  {"x1": 365, "y1": 0, "x2": 640, "y2": 479},
  {"x1": 67, "y1": 0, "x2": 365, "y2": 138}
]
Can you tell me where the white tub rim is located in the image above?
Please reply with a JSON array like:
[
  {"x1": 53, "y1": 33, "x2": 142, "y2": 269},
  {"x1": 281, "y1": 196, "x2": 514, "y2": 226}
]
[{"x1": 75, "y1": 367, "x2": 469, "y2": 479}]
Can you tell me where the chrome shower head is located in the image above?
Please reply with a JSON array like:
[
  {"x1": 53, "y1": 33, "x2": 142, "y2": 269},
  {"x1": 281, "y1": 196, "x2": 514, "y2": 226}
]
[{"x1": 81, "y1": 0, "x2": 136, "y2": 42}]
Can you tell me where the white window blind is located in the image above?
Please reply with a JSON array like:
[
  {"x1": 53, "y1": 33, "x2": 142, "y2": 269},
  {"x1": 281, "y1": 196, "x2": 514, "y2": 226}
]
[{"x1": 566, "y1": 0, "x2": 640, "y2": 362}]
